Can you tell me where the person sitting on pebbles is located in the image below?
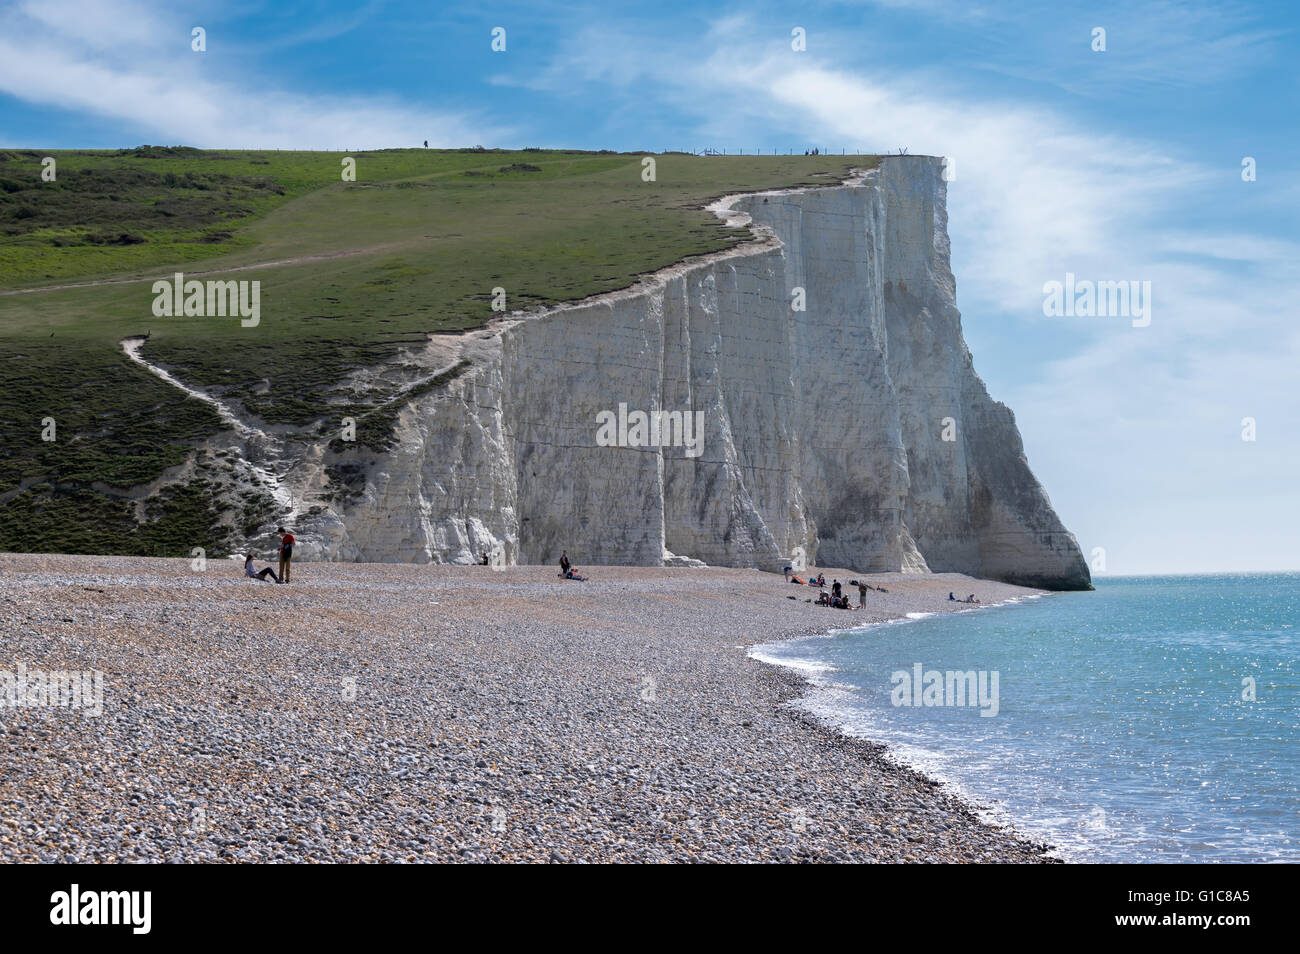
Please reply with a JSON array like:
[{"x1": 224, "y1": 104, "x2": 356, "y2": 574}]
[{"x1": 244, "y1": 553, "x2": 281, "y2": 584}]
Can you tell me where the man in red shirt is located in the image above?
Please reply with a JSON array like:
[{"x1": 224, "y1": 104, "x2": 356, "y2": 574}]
[{"x1": 277, "y1": 526, "x2": 295, "y2": 583}]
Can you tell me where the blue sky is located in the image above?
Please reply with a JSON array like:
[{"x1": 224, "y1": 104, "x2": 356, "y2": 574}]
[{"x1": 2, "y1": 0, "x2": 1297, "y2": 574}]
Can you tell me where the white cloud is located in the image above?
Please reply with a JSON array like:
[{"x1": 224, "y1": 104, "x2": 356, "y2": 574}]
[
  {"x1": 852, "y1": 0, "x2": 1284, "y2": 92},
  {"x1": 0, "y1": 0, "x2": 503, "y2": 149},
  {"x1": 16, "y1": 0, "x2": 168, "y2": 51}
]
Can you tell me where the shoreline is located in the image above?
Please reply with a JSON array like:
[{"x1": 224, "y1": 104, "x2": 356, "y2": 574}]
[
  {"x1": 0, "y1": 553, "x2": 1057, "y2": 863},
  {"x1": 748, "y1": 594, "x2": 1065, "y2": 861}
]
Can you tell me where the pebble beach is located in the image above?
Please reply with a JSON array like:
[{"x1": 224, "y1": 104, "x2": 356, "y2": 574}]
[{"x1": 0, "y1": 554, "x2": 1056, "y2": 863}]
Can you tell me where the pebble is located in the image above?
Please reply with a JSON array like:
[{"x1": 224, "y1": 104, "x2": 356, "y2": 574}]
[{"x1": 0, "y1": 554, "x2": 1055, "y2": 863}]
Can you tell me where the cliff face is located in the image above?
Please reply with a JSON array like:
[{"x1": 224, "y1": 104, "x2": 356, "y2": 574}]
[{"x1": 320, "y1": 157, "x2": 1090, "y2": 590}]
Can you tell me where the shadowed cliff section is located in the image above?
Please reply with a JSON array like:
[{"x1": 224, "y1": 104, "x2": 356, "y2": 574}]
[{"x1": 873, "y1": 159, "x2": 1091, "y2": 590}]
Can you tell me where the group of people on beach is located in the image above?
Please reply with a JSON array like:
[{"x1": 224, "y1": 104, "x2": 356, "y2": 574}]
[
  {"x1": 784, "y1": 566, "x2": 880, "y2": 609},
  {"x1": 558, "y1": 550, "x2": 586, "y2": 581},
  {"x1": 245, "y1": 536, "x2": 590, "y2": 583},
  {"x1": 244, "y1": 527, "x2": 295, "y2": 584},
  {"x1": 235, "y1": 537, "x2": 983, "y2": 609}
]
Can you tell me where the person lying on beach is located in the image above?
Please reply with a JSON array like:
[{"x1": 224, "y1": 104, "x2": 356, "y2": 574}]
[
  {"x1": 244, "y1": 554, "x2": 281, "y2": 584},
  {"x1": 563, "y1": 567, "x2": 587, "y2": 581}
]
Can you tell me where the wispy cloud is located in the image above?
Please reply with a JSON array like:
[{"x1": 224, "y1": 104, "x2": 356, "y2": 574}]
[
  {"x1": 852, "y1": 0, "x2": 1285, "y2": 92},
  {"x1": 0, "y1": 0, "x2": 503, "y2": 149}
]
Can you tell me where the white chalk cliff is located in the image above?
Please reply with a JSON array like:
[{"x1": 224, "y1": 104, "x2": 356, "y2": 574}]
[{"x1": 310, "y1": 157, "x2": 1090, "y2": 590}]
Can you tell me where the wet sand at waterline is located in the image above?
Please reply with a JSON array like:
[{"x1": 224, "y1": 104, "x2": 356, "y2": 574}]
[{"x1": 0, "y1": 554, "x2": 1053, "y2": 863}]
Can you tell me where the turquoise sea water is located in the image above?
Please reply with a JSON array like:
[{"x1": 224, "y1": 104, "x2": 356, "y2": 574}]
[{"x1": 751, "y1": 574, "x2": 1299, "y2": 862}]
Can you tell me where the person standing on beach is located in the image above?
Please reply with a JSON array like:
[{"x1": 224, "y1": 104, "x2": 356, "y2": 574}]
[
  {"x1": 855, "y1": 580, "x2": 868, "y2": 608},
  {"x1": 277, "y1": 526, "x2": 295, "y2": 584},
  {"x1": 559, "y1": 550, "x2": 571, "y2": 576}
]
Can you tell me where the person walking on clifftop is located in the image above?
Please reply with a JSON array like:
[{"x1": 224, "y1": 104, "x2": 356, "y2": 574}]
[{"x1": 277, "y1": 526, "x2": 295, "y2": 584}]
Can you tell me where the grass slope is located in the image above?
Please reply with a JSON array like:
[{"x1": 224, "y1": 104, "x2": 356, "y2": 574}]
[{"x1": 0, "y1": 147, "x2": 876, "y2": 555}]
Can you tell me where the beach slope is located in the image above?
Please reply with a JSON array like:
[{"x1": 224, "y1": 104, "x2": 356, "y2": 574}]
[{"x1": 0, "y1": 555, "x2": 1053, "y2": 863}]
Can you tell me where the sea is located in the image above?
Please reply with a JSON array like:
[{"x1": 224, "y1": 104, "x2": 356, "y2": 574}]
[{"x1": 750, "y1": 573, "x2": 1299, "y2": 862}]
